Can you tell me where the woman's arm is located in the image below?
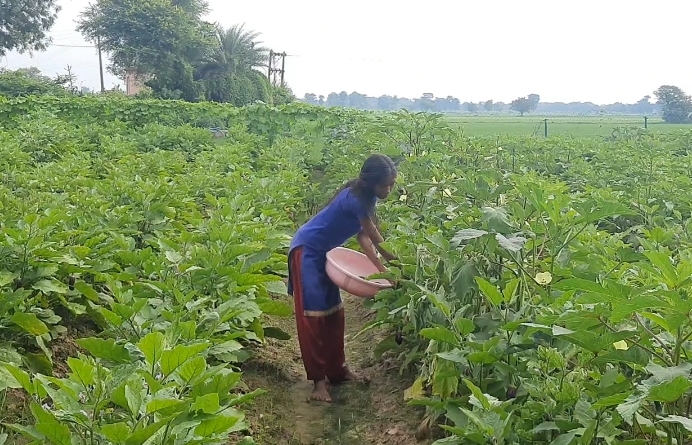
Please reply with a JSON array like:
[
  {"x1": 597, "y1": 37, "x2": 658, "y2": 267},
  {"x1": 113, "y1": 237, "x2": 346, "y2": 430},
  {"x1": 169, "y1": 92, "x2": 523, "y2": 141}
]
[
  {"x1": 357, "y1": 230, "x2": 387, "y2": 273},
  {"x1": 359, "y1": 217, "x2": 397, "y2": 262}
]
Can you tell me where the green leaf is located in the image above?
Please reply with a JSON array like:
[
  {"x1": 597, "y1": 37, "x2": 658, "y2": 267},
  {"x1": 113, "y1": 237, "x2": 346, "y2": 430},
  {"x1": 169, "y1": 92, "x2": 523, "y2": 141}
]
[
  {"x1": 125, "y1": 380, "x2": 144, "y2": 416},
  {"x1": 474, "y1": 277, "x2": 503, "y2": 306},
  {"x1": 137, "y1": 332, "x2": 166, "y2": 367},
  {"x1": 550, "y1": 431, "x2": 577, "y2": 445},
  {"x1": 451, "y1": 228, "x2": 488, "y2": 244},
  {"x1": 480, "y1": 206, "x2": 513, "y2": 233},
  {"x1": 67, "y1": 357, "x2": 95, "y2": 387},
  {"x1": 419, "y1": 327, "x2": 458, "y2": 345},
  {"x1": 658, "y1": 415, "x2": 692, "y2": 433},
  {"x1": 0, "y1": 271, "x2": 16, "y2": 288},
  {"x1": 76, "y1": 338, "x2": 132, "y2": 363},
  {"x1": 160, "y1": 343, "x2": 209, "y2": 377},
  {"x1": 436, "y1": 349, "x2": 466, "y2": 363},
  {"x1": 32, "y1": 279, "x2": 69, "y2": 295},
  {"x1": 258, "y1": 300, "x2": 293, "y2": 317},
  {"x1": 264, "y1": 281, "x2": 288, "y2": 295},
  {"x1": 454, "y1": 318, "x2": 474, "y2": 335},
  {"x1": 74, "y1": 281, "x2": 99, "y2": 302},
  {"x1": 263, "y1": 326, "x2": 291, "y2": 340},
  {"x1": 99, "y1": 423, "x2": 130, "y2": 444},
  {"x1": 11, "y1": 313, "x2": 49, "y2": 336},
  {"x1": 191, "y1": 393, "x2": 220, "y2": 414},
  {"x1": 145, "y1": 398, "x2": 185, "y2": 415},
  {"x1": 124, "y1": 417, "x2": 171, "y2": 445},
  {"x1": 495, "y1": 233, "x2": 526, "y2": 253},
  {"x1": 178, "y1": 355, "x2": 207, "y2": 383},
  {"x1": 194, "y1": 412, "x2": 243, "y2": 437},
  {"x1": 648, "y1": 375, "x2": 691, "y2": 403}
]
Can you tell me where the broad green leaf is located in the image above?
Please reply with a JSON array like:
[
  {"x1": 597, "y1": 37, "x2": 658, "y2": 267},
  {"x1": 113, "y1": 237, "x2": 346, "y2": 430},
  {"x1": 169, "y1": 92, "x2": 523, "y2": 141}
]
[
  {"x1": 10, "y1": 313, "x2": 49, "y2": 336},
  {"x1": 35, "y1": 415, "x2": 65, "y2": 441},
  {"x1": 0, "y1": 271, "x2": 15, "y2": 287},
  {"x1": 76, "y1": 338, "x2": 132, "y2": 363},
  {"x1": 32, "y1": 279, "x2": 69, "y2": 295},
  {"x1": 125, "y1": 380, "x2": 144, "y2": 416},
  {"x1": 455, "y1": 318, "x2": 474, "y2": 336},
  {"x1": 419, "y1": 327, "x2": 457, "y2": 344},
  {"x1": 495, "y1": 233, "x2": 526, "y2": 253},
  {"x1": 160, "y1": 343, "x2": 209, "y2": 377},
  {"x1": 74, "y1": 281, "x2": 99, "y2": 302},
  {"x1": 550, "y1": 431, "x2": 577, "y2": 445},
  {"x1": 99, "y1": 423, "x2": 130, "y2": 444},
  {"x1": 658, "y1": 415, "x2": 692, "y2": 433},
  {"x1": 191, "y1": 393, "x2": 220, "y2": 414},
  {"x1": 194, "y1": 411, "x2": 243, "y2": 437},
  {"x1": 258, "y1": 300, "x2": 293, "y2": 317},
  {"x1": 263, "y1": 327, "x2": 291, "y2": 340},
  {"x1": 67, "y1": 357, "x2": 95, "y2": 387},
  {"x1": 436, "y1": 349, "x2": 466, "y2": 363},
  {"x1": 178, "y1": 355, "x2": 207, "y2": 383},
  {"x1": 480, "y1": 206, "x2": 513, "y2": 233},
  {"x1": 474, "y1": 277, "x2": 503, "y2": 306},
  {"x1": 146, "y1": 398, "x2": 185, "y2": 414},
  {"x1": 264, "y1": 281, "x2": 288, "y2": 295},
  {"x1": 610, "y1": 295, "x2": 666, "y2": 323},
  {"x1": 643, "y1": 251, "x2": 678, "y2": 288},
  {"x1": 137, "y1": 332, "x2": 166, "y2": 367},
  {"x1": 451, "y1": 228, "x2": 488, "y2": 244},
  {"x1": 647, "y1": 376, "x2": 691, "y2": 403},
  {"x1": 124, "y1": 417, "x2": 171, "y2": 445},
  {"x1": 502, "y1": 278, "x2": 520, "y2": 304}
]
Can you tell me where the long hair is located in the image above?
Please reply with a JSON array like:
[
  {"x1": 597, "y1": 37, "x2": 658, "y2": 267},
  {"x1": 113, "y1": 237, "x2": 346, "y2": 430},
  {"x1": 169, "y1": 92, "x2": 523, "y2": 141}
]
[{"x1": 326, "y1": 154, "x2": 397, "y2": 219}]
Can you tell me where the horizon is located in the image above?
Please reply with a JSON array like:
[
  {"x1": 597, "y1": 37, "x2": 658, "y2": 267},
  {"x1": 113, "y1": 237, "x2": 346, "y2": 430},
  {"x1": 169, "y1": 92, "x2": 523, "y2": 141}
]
[{"x1": 2, "y1": 0, "x2": 690, "y2": 104}]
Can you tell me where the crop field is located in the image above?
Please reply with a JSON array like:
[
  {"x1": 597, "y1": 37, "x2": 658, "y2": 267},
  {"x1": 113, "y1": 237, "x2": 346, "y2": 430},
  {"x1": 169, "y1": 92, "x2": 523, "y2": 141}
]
[
  {"x1": 2, "y1": 98, "x2": 692, "y2": 444},
  {"x1": 446, "y1": 114, "x2": 692, "y2": 137}
]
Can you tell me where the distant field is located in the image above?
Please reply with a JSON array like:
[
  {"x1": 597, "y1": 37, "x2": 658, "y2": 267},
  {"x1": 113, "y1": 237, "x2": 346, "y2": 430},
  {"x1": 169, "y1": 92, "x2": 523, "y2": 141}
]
[{"x1": 445, "y1": 115, "x2": 692, "y2": 137}]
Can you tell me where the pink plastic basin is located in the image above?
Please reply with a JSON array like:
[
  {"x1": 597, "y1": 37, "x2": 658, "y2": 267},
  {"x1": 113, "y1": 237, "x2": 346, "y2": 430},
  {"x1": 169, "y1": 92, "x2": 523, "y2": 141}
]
[{"x1": 325, "y1": 247, "x2": 392, "y2": 298}]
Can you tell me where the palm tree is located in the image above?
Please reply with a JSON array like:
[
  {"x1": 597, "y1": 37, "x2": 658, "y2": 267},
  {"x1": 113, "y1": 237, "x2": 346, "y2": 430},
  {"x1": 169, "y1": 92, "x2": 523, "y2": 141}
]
[
  {"x1": 198, "y1": 23, "x2": 268, "y2": 80},
  {"x1": 196, "y1": 23, "x2": 271, "y2": 104}
]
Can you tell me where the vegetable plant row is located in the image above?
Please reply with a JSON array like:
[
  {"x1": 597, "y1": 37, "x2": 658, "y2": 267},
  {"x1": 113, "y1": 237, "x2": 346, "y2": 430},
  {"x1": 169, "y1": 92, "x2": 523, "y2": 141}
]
[{"x1": 1, "y1": 96, "x2": 692, "y2": 444}]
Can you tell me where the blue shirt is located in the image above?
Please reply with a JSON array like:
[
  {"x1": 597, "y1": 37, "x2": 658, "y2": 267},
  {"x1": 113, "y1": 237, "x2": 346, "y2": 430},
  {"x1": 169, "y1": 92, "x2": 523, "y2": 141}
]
[{"x1": 290, "y1": 187, "x2": 376, "y2": 253}]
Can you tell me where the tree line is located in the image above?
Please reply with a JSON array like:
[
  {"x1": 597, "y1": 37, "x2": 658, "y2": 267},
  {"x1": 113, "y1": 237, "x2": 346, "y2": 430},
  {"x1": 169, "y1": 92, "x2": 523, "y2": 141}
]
[
  {"x1": 303, "y1": 87, "x2": 692, "y2": 123},
  {"x1": 1, "y1": 0, "x2": 294, "y2": 106}
]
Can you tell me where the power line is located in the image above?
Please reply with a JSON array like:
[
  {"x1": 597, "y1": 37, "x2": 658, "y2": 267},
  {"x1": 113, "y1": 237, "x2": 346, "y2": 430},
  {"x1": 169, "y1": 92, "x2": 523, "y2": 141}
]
[{"x1": 46, "y1": 43, "x2": 95, "y2": 48}]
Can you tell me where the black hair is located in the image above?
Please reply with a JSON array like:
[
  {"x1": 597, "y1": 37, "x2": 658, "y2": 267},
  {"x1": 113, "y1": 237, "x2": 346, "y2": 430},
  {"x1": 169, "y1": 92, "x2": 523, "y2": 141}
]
[{"x1": 327, "y1": 154, "x2": 397, "y2": 217}]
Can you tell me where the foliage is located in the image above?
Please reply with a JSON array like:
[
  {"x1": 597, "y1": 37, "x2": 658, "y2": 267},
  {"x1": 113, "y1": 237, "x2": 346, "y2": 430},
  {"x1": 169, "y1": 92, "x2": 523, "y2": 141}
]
[
  {"x1": 0, "y1": 68, "x2": 69, "y2": 98},
  {"x1": 510, "y1": 94, "x2": 540, "y2": 116},
  {"x1": 76, "y1": 0, "x2": 215, "y2": 78},
  {"x1": 3, "y1": 96, "x2": 692, "y2": 444},
  {"x1": 0, "y1": 0, "x2": 60, "y2": 56},
  {"x1": 654, "y1": 85, "x2": 692, "y2": 124}
]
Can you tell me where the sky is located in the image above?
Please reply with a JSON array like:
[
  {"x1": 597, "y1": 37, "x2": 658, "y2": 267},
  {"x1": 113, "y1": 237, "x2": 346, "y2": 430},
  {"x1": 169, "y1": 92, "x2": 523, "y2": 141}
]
[{"x1": 2, "y1": 0, "x2": 690, "y2": 104}]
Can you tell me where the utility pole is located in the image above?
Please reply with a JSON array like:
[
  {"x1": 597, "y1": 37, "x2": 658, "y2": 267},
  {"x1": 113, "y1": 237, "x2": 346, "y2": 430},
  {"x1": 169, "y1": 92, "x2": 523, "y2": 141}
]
[
  {"x1": 97, "y1": 35, "x2": 105, "y2": 92},
  {"x1": 267, "y1": 50, "x2": 286, "y2": 87}
]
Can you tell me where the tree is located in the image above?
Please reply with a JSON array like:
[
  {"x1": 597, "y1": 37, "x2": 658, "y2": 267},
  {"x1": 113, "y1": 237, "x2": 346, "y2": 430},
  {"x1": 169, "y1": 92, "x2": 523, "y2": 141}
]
[
  {"x1": 303, "y1": 93, "x2": 318, "y2": 105},
  {"x1": 197, "y1": 24, "x2": 270, "y2": 104},
  {"x1": 76, "y1": 0, "x2": 214, "y2": 77},
  {"x1": 653, "y1": 85, "x2": 692, "y2": 124},
  {"x1": 0, "y1": 67, "x2": 68, "y2": 97},
  {"x1": 483, "y1": 100, "x2": 494, "y2": 112},
  {"x1": 0, "y1": 0, "x2": 61, "y2": 56},
  {"x1": 510, "y1": 96, "x2": 538, "y2": 116},
  {"x1": 465, "y1": 102, "x2": 478, "y2": 113}
]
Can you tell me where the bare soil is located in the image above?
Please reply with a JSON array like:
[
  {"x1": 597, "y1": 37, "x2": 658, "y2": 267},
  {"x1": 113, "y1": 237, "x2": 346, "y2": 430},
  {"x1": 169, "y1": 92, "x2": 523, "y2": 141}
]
[{"x1": 234, "y1": 294, "x2": 432, "y2": 445}]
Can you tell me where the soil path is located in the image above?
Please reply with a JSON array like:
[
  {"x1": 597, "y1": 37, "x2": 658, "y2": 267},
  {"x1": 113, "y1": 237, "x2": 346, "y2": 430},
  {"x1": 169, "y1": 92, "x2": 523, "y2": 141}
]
[{"x1": 237, "y1": 295, "x2": 432, "y2": 445}]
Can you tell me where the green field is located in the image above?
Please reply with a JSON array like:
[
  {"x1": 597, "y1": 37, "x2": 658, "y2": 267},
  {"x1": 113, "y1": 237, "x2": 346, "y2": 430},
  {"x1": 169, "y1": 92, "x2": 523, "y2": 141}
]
[
  {"x1": 3, "y1": 96, "x2": 692, "y2": 444},
  {"x1": 446, "y1": 114, "x2": 692, "y2": 137}
]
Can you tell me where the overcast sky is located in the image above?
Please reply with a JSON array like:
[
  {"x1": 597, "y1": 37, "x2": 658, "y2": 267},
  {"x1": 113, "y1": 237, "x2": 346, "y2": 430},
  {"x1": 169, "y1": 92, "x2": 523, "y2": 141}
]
[{"x1": 3, "y1": 0, "x2": 690, "y2": 104}]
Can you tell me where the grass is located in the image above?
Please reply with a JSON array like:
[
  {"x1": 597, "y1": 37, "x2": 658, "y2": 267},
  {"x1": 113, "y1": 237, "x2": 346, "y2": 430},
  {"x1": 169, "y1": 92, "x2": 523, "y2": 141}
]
[{"x1": 445, "y1": 114, "x2": 692, "y2": 137}]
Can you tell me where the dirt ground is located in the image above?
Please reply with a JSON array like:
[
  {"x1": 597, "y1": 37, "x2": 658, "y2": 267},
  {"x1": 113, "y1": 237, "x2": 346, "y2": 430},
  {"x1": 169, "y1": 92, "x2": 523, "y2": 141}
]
[{"x1": 235, "y1": 294, "x2": 433, "y2": 445}]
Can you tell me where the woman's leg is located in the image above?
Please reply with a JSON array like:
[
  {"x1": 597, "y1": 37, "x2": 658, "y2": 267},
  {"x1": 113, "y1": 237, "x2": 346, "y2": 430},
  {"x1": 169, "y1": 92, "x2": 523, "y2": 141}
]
[{"x1": 290, "y1": 248, "x2": 332, "y2": 401}]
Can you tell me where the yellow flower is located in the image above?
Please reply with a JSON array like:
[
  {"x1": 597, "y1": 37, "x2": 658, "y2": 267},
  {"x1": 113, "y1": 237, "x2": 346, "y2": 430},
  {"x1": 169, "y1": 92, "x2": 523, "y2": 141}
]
[
  {"x1": 399, "y1": 194, "x2": 408, "y2": 202},
  {"x1": 613, "y1": 340, "x2": 629, "y2": 350},
  {"x1": 535, "y1": 272, "x2": 552, "y2": 285}
]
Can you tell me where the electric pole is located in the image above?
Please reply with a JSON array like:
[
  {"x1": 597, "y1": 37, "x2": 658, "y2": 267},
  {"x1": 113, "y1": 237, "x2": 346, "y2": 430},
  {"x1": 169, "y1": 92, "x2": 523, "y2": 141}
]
[
  {"x1": 97, "y1": 35, "x2": 105, "y2": 92},
  {"x1": 267, "y1": 50, "x2": 287, "y2": 87}
]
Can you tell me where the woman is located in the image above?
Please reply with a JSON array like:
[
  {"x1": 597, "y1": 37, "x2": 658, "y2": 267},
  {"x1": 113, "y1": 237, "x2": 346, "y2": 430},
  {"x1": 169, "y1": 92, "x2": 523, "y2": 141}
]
[{"x1": 287, "y1": 154, "x2": 397, "y2": 402}]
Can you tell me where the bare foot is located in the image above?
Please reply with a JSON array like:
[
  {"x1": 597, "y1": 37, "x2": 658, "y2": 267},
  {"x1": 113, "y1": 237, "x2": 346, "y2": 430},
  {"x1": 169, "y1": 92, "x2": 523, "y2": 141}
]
[
  {"x1": 344, "y1": 367, "x2": 371, "y2": 384},
  {"x1": 310, "y1": 380, "x2": 332, "y2": 402}
]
